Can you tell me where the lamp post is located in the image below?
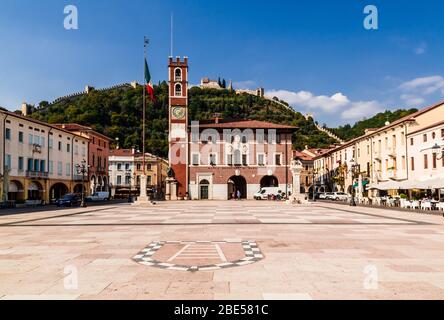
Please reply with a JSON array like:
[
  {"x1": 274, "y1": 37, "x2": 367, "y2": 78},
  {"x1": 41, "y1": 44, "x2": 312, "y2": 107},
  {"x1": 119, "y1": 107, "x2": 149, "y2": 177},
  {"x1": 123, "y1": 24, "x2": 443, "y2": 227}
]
[
  {"x1": 126, "y1": 169, "x2": 133, "y2": 203},
  {"x1": 75, "y1": 159, "x2": 89, "y2": 208},
  {"x1": 349, "y1": 159, "x2": 360, "y2": 207},
  {"x1": 426, "y1": 143, "x2": 444, "y2": 160},
  {"x1": 312, "y1": 168, "x2": 318, "y2": 202}
]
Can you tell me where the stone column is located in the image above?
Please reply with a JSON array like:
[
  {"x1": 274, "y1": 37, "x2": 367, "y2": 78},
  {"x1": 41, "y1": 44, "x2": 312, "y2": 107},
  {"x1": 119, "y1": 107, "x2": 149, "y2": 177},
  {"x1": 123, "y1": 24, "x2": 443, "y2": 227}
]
[
  {"x1": 165, "y1": 177, "x2": 178, "y2": 201},
  {"x1": 135, "y1": 175, "x2": 150, "y2": 204},
  {"x1": 290, "y1": 160, "x2": 307, "y2": 204}
]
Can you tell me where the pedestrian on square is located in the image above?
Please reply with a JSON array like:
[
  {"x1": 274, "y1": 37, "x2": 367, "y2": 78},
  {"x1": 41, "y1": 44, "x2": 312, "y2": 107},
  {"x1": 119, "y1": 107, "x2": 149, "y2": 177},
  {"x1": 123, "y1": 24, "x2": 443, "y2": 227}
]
[{"x1": 236, "y1": 190, "x2": 241, "y2": 200}]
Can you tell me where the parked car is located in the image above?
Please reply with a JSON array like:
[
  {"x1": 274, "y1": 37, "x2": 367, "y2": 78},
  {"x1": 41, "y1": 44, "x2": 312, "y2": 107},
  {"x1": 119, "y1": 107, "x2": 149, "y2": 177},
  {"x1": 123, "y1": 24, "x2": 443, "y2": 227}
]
[
  {"x1": 254, "y1": 187, "x2": 281, "y2": 200},
  {"x1": 86, "y1": 191, "x2": 110, "y2": 202},
  {"x1": 55, "y1": 193, "x2": 82, "y2": 207},
  {"x1": 323, "y1": 192, "x2": 334, "y2": 200},
  {"x1": 318, "y1": 193, "x2": 328, "y2": 199},
  {"x1": 326, "y1": 192, "x2": 349, "y2": 201}
]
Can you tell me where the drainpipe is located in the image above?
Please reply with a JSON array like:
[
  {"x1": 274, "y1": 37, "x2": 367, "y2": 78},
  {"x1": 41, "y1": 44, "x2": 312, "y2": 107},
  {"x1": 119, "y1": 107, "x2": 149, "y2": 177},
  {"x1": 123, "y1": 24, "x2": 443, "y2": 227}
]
[
  {"x1": 2, "y1": 114, "x2": 9, "y2": 204},
  {"x1": 47, "y1": 128, "x2": 52, "y2": 174}
]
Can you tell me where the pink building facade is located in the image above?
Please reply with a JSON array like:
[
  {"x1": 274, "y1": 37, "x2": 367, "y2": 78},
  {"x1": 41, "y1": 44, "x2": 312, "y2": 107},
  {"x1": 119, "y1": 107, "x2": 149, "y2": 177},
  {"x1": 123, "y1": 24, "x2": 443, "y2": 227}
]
[{"x1": 187, "y1": 119, "x2": 297, "y2": 200}]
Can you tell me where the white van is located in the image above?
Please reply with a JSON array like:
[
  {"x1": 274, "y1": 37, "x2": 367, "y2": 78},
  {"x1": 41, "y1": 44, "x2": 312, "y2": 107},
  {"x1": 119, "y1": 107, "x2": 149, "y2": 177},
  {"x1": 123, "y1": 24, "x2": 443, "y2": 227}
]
[
  {"x1": 86, "y1": 191, "x2": 110, "y2": 202},
  {"x1": 254, "y1": 187, "x2": 281, "y2": 200}
]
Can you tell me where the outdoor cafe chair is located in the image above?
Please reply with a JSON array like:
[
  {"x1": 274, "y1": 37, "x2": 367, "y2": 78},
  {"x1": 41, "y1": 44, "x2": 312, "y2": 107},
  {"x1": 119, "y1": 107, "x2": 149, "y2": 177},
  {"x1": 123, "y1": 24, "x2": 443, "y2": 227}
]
[
  {"x1": 411, "y1": 201, "x2": 420, "y2": 210},
  {"x1": 421, "y1": 201, "x2": 432, "y2": 211}
]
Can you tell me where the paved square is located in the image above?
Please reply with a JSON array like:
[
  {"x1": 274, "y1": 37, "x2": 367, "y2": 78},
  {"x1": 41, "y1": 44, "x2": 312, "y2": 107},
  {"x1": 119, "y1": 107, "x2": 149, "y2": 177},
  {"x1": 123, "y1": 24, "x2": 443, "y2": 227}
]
[{"x1": 1, "y1": 201, "x2": 444, "y2": 300}]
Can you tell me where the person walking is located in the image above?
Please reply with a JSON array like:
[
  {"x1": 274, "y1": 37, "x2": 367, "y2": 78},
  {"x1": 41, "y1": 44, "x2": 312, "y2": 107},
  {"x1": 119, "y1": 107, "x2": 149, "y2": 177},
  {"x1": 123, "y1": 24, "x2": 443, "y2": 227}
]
[{"x1": 236, "y1": 189, "x2": 241, "y2": 201}]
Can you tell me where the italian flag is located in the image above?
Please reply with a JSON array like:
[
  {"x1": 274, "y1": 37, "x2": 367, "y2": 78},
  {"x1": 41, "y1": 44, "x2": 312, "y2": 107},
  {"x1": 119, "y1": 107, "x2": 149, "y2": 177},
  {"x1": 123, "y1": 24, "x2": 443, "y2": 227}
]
[{"x1": 144, "y1": 58, "x2": 155, "y2": 101}]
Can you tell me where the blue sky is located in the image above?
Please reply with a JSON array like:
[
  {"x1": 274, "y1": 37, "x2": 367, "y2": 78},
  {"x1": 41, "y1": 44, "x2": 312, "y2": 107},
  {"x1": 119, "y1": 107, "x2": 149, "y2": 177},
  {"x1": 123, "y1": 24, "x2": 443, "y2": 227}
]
[{"x1": 1, "y1": 0, "x2": 444, "y2": 126}]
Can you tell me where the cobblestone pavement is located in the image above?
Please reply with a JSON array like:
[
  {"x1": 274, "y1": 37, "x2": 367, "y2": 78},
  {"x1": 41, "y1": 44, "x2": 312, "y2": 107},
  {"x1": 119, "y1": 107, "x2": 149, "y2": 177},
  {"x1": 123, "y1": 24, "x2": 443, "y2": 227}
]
[{"x1": 1, "y1": 200, "x2": 444, "y2": 300}]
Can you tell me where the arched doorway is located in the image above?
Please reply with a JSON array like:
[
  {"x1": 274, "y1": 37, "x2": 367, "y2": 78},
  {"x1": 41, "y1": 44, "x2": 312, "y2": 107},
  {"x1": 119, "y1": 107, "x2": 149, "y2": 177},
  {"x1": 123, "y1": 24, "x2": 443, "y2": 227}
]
[
  {"x1": 199, "y1": 179, "x2": 210, "y2": 200},
  {"x1": 8, "y1": 180, "x2": 24, "y2": 201},
  {"x1": 97, "y1": 176, "x2": 103, "y2": 191},
  {"x1": 227, "y1": 176, "x2": 247, "y2": 199},
  {"x1": 50, "y1": 183, "x2": 69, "y2": 201},
  {"x1": 102, "y1": 176, "x2": 108, "y2": 192},
  {"x1": 260, "y1": 175, "x2": 279, "y2": 188},
  {"x1": 73, "y1": 184, "x2": 83, "y2": 194},
  {"x1": 28, "y1": 181, "x2": 44, "y2": 201}
]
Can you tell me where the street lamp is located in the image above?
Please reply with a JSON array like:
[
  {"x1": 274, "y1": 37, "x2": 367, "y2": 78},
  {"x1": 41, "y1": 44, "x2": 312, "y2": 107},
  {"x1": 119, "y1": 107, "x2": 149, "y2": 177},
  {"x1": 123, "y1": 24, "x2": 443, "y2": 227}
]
[
  {"x1": 424, "y1": 143, "x2": 444, "y2": 160},
  {"x1": 312, "y1": 168, "x2": 318, "y2": 202},
  {"x1": 125, "y1": 169, "x2": 133, "y2": 203},
  {"x1": 75, "y1": 159, "x2": 89, "y2": 208},
  {"x1": 348, "y1": 159, "x2": 360, "y2": 207}
]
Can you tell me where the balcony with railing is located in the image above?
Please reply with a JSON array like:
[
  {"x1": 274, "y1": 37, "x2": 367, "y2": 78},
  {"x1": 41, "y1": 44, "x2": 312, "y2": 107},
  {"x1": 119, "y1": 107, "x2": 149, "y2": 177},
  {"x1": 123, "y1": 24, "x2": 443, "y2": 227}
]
[
  {"x1": 26, "y1": 171, "x2": 49, "y2": 179},
  {"x1": 387, "y1": 168, "x2": 397, "y2": 180},
  {"x1": 73, "y1": 174, "x2": 85, "y2": 181},
  {"x1": 373, "y1": 149, "x2": 382, "y2": 160},
  {"x1": 387, "y1": 146, "x2": 397, "y2": 158}
]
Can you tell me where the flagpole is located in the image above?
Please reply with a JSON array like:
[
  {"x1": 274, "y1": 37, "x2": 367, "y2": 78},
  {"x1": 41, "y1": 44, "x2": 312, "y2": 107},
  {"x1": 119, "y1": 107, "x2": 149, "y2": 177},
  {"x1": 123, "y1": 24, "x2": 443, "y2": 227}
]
[{"x1": 143, "y1": 37, "x2": 148, "y2": 176}]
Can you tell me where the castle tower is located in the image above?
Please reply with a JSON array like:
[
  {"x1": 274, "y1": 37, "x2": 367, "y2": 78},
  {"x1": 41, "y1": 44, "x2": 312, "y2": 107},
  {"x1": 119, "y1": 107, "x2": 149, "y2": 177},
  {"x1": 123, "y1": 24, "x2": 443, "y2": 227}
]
[{"x1": 168, "y1": 56, "x2": 189, "y2": 199}]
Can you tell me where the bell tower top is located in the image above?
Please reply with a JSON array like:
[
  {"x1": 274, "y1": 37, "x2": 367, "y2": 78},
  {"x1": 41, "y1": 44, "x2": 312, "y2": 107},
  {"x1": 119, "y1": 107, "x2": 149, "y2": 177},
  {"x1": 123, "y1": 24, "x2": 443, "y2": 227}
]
[{"x1": 168, "y1": 56, "x2": 188, "y2": 104}]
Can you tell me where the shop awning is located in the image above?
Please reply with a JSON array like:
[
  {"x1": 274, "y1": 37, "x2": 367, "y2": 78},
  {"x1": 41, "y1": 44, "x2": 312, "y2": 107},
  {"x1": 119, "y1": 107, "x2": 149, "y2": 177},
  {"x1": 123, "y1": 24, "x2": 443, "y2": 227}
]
[
  {"x1": 353, "y1": 180, "x2": 370, "y2": 188},
  {"x1": 399, "y1": 177, "x2": 444, "y2": 190},
  {"x1": 367, "y1": 181, "x2": 402, "y2": 190}
]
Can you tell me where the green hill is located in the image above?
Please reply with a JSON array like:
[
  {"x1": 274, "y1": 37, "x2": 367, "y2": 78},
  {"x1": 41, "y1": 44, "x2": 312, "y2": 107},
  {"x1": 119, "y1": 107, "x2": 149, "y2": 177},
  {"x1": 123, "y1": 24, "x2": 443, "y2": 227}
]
[
  {"x1": 327, "y1": 108, "x2": 418, "y2": 141},
  {"x1": 27, "y1": 82, "x2": 338, "y2": 158}
]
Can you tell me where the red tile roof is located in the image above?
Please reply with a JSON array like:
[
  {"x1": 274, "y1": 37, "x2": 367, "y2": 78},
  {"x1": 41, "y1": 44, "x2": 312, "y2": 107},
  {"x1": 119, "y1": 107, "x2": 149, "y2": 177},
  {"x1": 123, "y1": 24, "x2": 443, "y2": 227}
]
[
  {"x1": 109, "y1": 149, "x2": 135, "y2": 156},
  {"x1": 53, "y1": 123, "x2": 112, "y2": 141},
  {"x1": 293, "y1": 150, "x2": 314, "y2": 161}
]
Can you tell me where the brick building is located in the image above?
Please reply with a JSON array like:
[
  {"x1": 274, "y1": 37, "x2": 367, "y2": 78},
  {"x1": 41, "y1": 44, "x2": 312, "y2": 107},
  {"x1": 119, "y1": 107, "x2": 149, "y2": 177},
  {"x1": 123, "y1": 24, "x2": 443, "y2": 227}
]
[{"x1": 188, "y1": 119, "x2": 296, "y2": 200}]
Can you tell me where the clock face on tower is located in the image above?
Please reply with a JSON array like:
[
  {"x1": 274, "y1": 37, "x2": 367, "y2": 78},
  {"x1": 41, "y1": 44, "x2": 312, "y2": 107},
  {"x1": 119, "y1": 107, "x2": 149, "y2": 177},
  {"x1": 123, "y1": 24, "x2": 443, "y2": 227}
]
[{"x1": 171, "y1": 106, "x2": 186, "y2": 120}]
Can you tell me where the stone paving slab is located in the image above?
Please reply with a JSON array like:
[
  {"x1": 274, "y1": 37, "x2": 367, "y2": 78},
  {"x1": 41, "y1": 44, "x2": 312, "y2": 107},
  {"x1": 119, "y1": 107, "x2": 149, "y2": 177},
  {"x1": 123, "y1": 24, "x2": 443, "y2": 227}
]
[{"x1": 0, "y1": 201, "x2": 444, "y2": 299}]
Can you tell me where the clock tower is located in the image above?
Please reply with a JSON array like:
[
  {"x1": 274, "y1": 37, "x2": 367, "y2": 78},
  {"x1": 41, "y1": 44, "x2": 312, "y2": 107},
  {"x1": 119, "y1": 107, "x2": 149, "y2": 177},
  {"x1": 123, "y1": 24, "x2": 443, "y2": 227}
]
[{"x1": 168, "y1": 56, "x2": 189, "y2": 199}]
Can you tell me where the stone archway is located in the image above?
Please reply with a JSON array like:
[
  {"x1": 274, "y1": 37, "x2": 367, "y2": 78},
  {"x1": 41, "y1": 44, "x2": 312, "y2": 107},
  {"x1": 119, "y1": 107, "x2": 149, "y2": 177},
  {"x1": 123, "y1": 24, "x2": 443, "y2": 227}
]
[
  {"x1": 102, "y1": 176, "x2": 108, "y2": 192},
  {"x1": 98, "y1": 176, "x2": 103, "y2": 192},
  {"x1": 73, "y1": 184, "x2": 84, "y2": 194},
  {"x1": 227, "y1": 175, "x2": 247, "y2": 199},
  {"x1": 8, "y1": 180, "x2": 24, "y2": 201},
  {"x1": 50, "y1": 183, "x2": 69, "y2": 201},
  {"x1": 260, "y1": 175, "x2": 279, "y2": 188},
  {"x1": 28, "y1": 181, "x2": 44, "y2": 201}
]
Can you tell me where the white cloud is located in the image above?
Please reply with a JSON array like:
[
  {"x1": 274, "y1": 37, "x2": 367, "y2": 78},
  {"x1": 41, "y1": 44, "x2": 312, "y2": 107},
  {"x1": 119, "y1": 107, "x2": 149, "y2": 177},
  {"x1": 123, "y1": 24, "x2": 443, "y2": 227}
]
[
  {"x1": 399, "y1": 75, "x2": 444, "y2": 106},
  {"x1": 399, "y1": 75, "x2": 444, "y2": 92},
  {"x1": 341, "y1": 101, "x2": 383, "y2": 120},
  {"x1": 266, "y1": 90, "x2": 349, "y2": 113},
  {"x1": 267, "y1": 89, "x2": 383, "y2": 121},
  {"x1": 400, "y1": 94, "x2": 425, "y2": 107}
]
